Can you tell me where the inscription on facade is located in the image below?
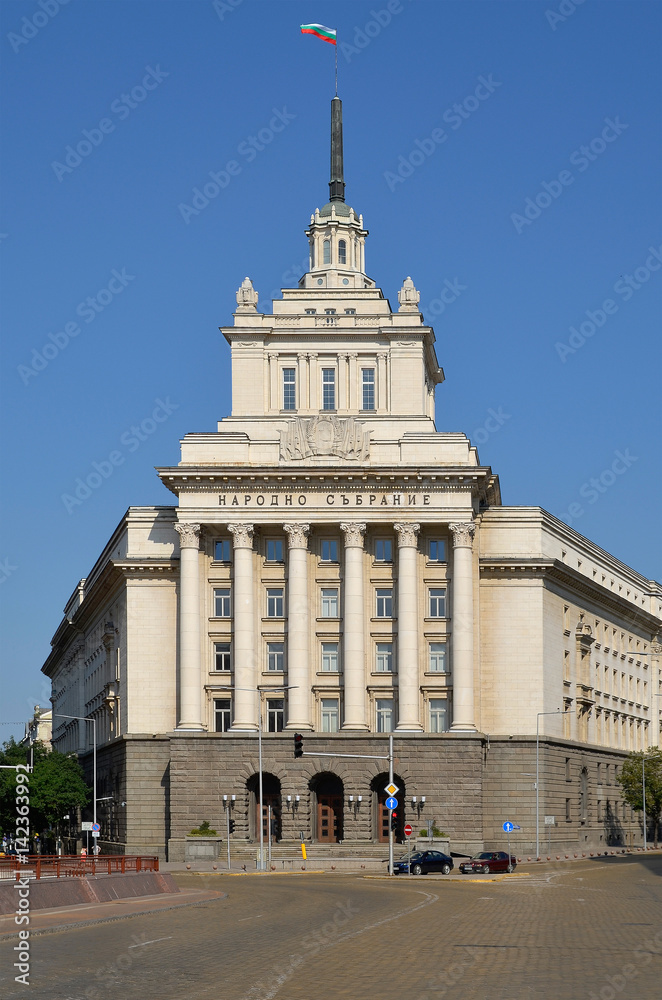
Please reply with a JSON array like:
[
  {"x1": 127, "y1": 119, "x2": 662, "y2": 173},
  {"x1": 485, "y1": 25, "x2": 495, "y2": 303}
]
[{"x1": 218, "y1": 492, "x2": 431, "y2": 507}]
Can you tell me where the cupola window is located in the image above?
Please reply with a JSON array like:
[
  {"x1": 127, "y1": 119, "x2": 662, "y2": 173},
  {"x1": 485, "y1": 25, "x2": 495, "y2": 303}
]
[
  {"x1": 323, "y1": 239, "x2": 331, "y2": 265},
  {"x1": 338, "y1": 239, "x2": 347, "y2": 264}
]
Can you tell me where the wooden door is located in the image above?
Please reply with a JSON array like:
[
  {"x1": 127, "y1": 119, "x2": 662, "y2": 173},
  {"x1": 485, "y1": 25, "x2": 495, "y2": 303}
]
[
  {"x1": 317, "y1": 794, "x2": 342, "y2": 842},
  {"x1": 256, "y1": 794, "x2": 281, "y2": 841}
]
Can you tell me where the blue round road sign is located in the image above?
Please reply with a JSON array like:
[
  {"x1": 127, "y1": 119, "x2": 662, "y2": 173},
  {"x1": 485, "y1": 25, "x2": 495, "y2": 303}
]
[
  {"x1": 385, "y1": 796, "x2": 398, "y2": 810},
  {"x1": 503, "y1": 822, "x2": 514, "y2": 833}
]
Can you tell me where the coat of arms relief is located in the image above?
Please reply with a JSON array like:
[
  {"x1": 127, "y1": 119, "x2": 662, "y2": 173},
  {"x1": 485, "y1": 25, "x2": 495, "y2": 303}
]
[{"x1": 279, "y1": 415, "x2": 371, "y2": 462}]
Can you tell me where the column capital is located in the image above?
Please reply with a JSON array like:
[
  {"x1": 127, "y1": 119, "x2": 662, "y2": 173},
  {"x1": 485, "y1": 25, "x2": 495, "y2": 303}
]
[
  {"x1": 394, "y1": 522, "x2": 420, "y2": 547},
  {"x1": 283, "y1": 523, "x2": 311, "y2": 549},
  {"x1": 175, "y1": 522, "x2": 201, "y2": 549},
  {"x1": 227, "y1": 523, "x2": 254, "y2": 548},
  {"x1": 449, "y1": 521, "x2": 476, "y2": 549},
  {"x1": 340, "y1": 522, "x2": 366, "y2": 547}
]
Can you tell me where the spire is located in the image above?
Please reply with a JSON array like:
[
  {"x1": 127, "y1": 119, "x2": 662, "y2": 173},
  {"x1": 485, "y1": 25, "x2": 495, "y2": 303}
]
[{"x1": 329, "y1": 96, "x2": 345, "y2": 203}]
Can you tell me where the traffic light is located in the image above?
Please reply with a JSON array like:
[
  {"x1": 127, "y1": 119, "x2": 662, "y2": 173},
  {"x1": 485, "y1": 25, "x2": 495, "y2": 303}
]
[
  {"x1": 293, "y1": 733, "x2": 304, "y2": 758},
  {"x1": 391, "y1": 811, "x2": 398, "y2": 831},
  {"x1": 229, "y1": 819, "x2": 235, "y2": 834}
]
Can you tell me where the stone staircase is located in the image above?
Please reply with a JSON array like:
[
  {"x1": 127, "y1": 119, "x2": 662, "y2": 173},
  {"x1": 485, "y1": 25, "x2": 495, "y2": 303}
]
[{"x1": 227, "y1": 840, "x2": 410, "y2": 872}]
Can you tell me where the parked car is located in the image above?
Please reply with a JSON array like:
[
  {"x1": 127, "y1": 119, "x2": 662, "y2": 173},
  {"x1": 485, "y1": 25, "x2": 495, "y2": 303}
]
[
  {"x1": 393, "y1": 850, "x2": 454, "y2": 875},
  {"x1": 459, "y1": 851, "x2": 516, "y2": 874}
]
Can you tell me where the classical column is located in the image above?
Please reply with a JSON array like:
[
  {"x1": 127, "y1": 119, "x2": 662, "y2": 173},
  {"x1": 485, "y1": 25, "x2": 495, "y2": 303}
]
[
  {"x1": 283, "y1": 523, "x2": 312, "y2": 729},
  {"x1": 449, "y1": 522, "x2": 476, "y2": 731},
  {"x1": 340, "y1": 522, "x2": 369, "y2": 730},
  {"x1": 377, "y1": 353, "x2": 387, "y2": 412},
  {"x1": 228, "y1": 523, "x2": 257, "y2": 730},
  {"x1": 297, "y1": 353, "x2": 309, "y2": 410},
  {"x1": 308, "y1": 353, "x2": 318, "y2": 410},
  {"x1": 174, "y1": 522, "x2": 204, "y2": 730},
  {"x1": 338, "y1": 353, "x2": 348, "y2": 410},
  {"x1": 394, "y1": 523, "x2": 422, "y2": 731},
  {"x1": 348, "y1": 353, "x2": 358, "y2": 410}
]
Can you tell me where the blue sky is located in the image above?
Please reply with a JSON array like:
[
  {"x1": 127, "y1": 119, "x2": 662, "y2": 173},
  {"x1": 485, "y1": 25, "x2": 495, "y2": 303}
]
[{"x1": 1, "y1": 0, "x2": 660, "y2": 740}]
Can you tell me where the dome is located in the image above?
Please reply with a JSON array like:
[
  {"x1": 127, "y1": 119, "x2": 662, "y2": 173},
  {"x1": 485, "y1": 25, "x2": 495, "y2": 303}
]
[{"x1": 319, "y1": 201, "x2": 352, "y2": 218}]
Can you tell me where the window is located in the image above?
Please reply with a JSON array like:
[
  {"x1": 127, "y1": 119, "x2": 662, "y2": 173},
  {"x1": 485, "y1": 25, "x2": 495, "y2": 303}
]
[
  {"x1": 565, "y1": 758, "x2": 571, "y2": 781},
  {"x1": 324, "y1": 308, "x2": 336, "y2": 315},
  {"x1": 214, "y1": 588, "x2": 231, "y2": 618},
  {"x1": 428, "y1": 642, "x2": 448, "y2": 673},
  {"x1": 214, "y1": 539, "x2": 231, "y2": 562},
  {"x1": 320, "y1": 538, "x2": 338, "y2": 562},
  {"x1": 321, "y1": 588, "x2": 339, "y2": 618},
  {"x1": 214, "y1": 642, "x2": 231, "y2": 671},
  {"x1": 322, "y1": 368, "x2": 336, "y2": 410},
  {"x1": 266, "y1": 539, "x2": 283, "y2": 562},
  {"x1": 214, "y1": 699, "x2": 232, "y2": 733},
  {"x1": 283, "y1": 368, "x2": 296, "y2": 411},
  {"x1": 267, "y1": 699, "x2": 285, "y2": 733},
  {"x1": 375, "y1": 643, "x2": 393, "y2": 673},
  {"x1": 429, "y1": 588, "x2": 447, "y2": 617},
  {"x1": 344, "y1": 308, "x2": 356, "y2": 315},
  {"x1": 362, "y1": 368, "x2": 375, "y2": 410},
  {"x1": 376, "y1": 699, "x2": 394, "y2": 733},
  {"x1": 323, "y1": 239, "x2": 331, "y2": 265},
  {"x1": 267, "y1": 588, "x2": 284, "y2": 617},
  {"x1": 565, "y1": 798, "x2": 571, "y2": 822},
  {"x1": 429, "y1": 698, "x2": 449, "y2": 733},
  {"x1": 429, "y1": 539, "x2": 446, "y2": 562},
  {"x1": 305, "y1": 308, "x2": 316, "y2": 315},
  {"x1": 267, "y1": 642, "x2": 284, "y2": 672},
  {"x1": 338, "y1": 239, "x2": 347, "y2": 264},
  {"x1": 321, "y1": 642, "x2": 339, "y2": 672},
  {"x1": 376, "y1": 588, "x2": 393, "y2": 617},
  {"x1": 374, "y1": 538, "x2": 392, "y2": 562},
  {"x1": 321, "y1": 698, "x2": 339, "y2": 732}
]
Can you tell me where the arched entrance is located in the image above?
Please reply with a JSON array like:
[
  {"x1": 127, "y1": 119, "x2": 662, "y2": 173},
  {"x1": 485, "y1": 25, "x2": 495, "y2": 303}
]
[
  {"x1": 371, "y1": 773, "x2": 406, "y2": 844},
  {"x1": 247, "y1": 773, "x2": 282, "y2": 842},
  {"x1": 310, "y1": 773, "x2": 343, "y2": 842}
]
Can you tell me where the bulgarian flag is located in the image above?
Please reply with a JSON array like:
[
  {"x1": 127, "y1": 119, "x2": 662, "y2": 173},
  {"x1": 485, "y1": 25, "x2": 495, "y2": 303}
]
[{"x1": 300, "y1": 23, "x2": 337, "y2": 44}]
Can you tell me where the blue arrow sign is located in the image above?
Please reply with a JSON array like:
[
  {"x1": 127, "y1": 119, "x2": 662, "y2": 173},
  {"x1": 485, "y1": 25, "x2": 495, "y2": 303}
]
[
  {"x1": 503, "y1": 821, "x2": 514, "y2": 833},
  {"x1": 385, "y1": 796, "x2": 398, "y2": 811}
]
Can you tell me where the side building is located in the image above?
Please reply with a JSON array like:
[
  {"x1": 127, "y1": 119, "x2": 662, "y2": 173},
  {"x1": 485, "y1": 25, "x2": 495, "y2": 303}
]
[{"x1": 43, "y1": 99, "x2": 662, "y2": 859}]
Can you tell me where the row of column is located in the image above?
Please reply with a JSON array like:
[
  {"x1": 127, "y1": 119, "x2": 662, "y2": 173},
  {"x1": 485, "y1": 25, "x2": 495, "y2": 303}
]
[
  {"x1": 267, "y1": 352, "x2": 389, "y2": 412},
  {"x1": 174, "y1": 520, "x2": 476, "y2": 733}
]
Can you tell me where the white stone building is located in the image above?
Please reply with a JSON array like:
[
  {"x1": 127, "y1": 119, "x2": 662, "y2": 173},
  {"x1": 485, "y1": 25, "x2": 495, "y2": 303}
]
[{"x1": 43, "y1": 99, "x2": 661, "y2": 858}]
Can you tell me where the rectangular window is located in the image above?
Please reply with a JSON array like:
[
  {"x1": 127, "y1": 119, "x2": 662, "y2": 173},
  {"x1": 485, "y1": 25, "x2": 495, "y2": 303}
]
[
  {"x1": 565, "y1": 758, "x2": 571, "y2": 781},
  {"x1": 429, "y1": 588, "x2": 447, "y2": 617},
  {"x1": 428, "y1": 642, "x2": 448, "y2": 673},
  {"x1": 321, "y1": 642, "x2": 339, "y2": 672},
  {"x1": 321, "y1": 698, "x2": 339, "y2": 733},
  {"x1": 283, "y1": 368, "x2": 296, "y2": 410},
  {"x1": 565, "y1": 798, "x2": 571, "y2": 822},
  {"x1": 214, "y1": 588, "x2": 231, "y2": 618},
  {"x1": 267, "y1": 588, "x2": 284, "y2": 617},
  {"x1": 266, "y1": 539, "x2": 284, "y2": 562},
  {"x1": 305, "y1": 308, "x2": 316, "y2": 315},
  {"x1": 267, "y1": 642, "x2": 284, "y2": 672},
  {"x1": 429, "y1": 698, "x2": 449, "y2": 733},
  {"x1": 214, "y1": 642, "x2": 231, "y2": 671},
  {"x1": 321, "y1": 588, "x2": 339, "y2": 618},
  {"x1": 214, "y1": 699, "x2": 232, "y2": 733},
  {"x1": 374, "y1": 538, "x2": 392, "y2": 562},
  {"x1": 267, "y1": 699, "x2": 285, "y2": 733},
  {"x1": 362, "y1": 368, "x2": 375, "y2": 410},
  {"x1": 344, "y1": 308, "x2": 356, "y2": 315},
  {"x1": 322, "y1": 368, "x2": 336, "y2": 410},
  {"x1": 376, "y1": 588, "x2": 393, "y2": 618},
  {"x1": 375, "y1": 643, "x2": 393, "y2": 673},
  {"x1": 320, "y1": 538, "x2": 338, "y2": 562},
  {"x1": 429, "y1": 539, "x2": 446, "y2": 562},
  {"x1": 214, "y1": 539, "x2": 231, "y2": 562},
  {"x1": 376, "y1": 699, "x2": 394, "y2": 733}
]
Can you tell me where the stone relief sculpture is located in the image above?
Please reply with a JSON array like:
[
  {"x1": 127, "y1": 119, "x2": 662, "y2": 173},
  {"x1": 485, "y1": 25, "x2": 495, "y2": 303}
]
[
  {"x1": 280, "y1": 415, "x2": 370, "y2": 462},
  {"x1": 235, "y1": 276, "x2": 259, "y2": 311}
]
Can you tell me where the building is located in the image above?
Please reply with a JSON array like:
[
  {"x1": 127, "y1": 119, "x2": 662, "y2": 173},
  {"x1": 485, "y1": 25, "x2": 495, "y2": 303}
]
[{"x1": 43, "y1": 98, "x2": 662, "y2": 859}]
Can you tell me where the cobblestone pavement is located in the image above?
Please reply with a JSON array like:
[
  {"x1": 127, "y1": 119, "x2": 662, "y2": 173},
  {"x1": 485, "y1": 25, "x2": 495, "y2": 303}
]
[{"x1": 0, "y1": 855, "x2": 660, "y2": 999}]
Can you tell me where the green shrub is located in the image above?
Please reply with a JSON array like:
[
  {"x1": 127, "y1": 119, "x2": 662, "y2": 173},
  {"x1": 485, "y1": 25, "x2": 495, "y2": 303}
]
[{"x1": 189, "y1": 820, "x2": 217, "y2": 836}]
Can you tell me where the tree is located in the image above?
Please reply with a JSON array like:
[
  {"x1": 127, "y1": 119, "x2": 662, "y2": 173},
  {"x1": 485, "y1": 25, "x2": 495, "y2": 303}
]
[
  {"x1": 616, "y1": 747, "x2": 662, "y2": 847},
  {"x1": 0, "y1": 738, "x2": 89, "y2": 843}
]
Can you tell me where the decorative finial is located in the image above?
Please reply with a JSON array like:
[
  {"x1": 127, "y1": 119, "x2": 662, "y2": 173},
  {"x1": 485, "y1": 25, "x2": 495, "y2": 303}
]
[
  {"x1": 235, "y1": 276, "x2": 258, "y2": 311},
  {"x1": 398, "y1": 276, "x2": 420, "y2": 312}
]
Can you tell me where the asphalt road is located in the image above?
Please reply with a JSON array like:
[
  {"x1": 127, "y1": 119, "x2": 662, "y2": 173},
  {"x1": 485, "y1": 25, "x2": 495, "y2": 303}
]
[{"x1": 1, "y1": 855, "x2": 661, "y2": 999}]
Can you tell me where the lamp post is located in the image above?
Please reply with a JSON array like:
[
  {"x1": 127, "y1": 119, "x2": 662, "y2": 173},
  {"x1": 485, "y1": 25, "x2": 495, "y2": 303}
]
[
  {"x1": 643, "y1": 694, "x2": 662, "y2": 850},
  {"x1": 53, "y1": 714, "x2": 97, "y2": 835},
  {"x1": 536, "y1": 709, "x2": 570, "y2": 859}
]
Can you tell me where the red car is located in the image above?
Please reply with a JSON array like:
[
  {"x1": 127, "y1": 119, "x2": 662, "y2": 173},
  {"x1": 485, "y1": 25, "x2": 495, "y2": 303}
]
[{"x1": 459, "y1": 851, "x2": 516, "y2": 874}]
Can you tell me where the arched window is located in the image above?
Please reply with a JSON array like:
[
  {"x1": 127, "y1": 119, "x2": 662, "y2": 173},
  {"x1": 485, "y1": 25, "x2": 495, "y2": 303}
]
[
  {"x1": 323, "y1": 239, "x2": 331, "y2": 265},
  {"x1": 338, "y1": 239, "x2": 346, "y2": 264}
]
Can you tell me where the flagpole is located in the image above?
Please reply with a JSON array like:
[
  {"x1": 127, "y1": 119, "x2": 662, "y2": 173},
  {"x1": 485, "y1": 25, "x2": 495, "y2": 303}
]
[{"x1": 335, "y1": 39, "x2": 338, "y2": 96}]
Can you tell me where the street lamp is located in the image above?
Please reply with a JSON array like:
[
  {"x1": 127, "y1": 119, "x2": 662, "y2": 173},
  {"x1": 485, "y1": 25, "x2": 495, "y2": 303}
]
[
  {"x1": 536, "y1": 709, "x2": 570, "y2": 859},
  {"x1": 53, "y1": 714, "x2": 97, "y2": 836}
]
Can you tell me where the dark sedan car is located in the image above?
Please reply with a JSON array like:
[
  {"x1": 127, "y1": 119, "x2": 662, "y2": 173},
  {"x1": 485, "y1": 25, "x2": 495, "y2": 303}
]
[
  {"x1": 393, "y1": 850, "x2": 454, "y2": 875},
  {"x1": 459, "y1": 851, "x2": 516, "y2": 874}
]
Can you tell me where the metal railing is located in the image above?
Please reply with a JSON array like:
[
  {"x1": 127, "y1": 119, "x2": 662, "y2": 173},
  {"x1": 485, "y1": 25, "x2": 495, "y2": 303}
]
[{"x1": 0, "y1": 855, "x2": 159, "y2": 880}]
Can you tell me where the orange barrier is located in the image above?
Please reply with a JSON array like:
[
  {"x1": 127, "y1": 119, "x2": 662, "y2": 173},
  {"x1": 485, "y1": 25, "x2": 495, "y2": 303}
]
[{"x1": 0, "y1": 854, "x2": 159, "y2": 880}]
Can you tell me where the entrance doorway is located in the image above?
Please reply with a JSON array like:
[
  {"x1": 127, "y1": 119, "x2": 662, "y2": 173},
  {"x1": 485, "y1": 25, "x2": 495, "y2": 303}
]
[
  {"x1": 310, "y1": 773, "x2": 343, "y2": 843},
  {"x1": 247, "y1": 773, "x2": 281, "y2": 842}
]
